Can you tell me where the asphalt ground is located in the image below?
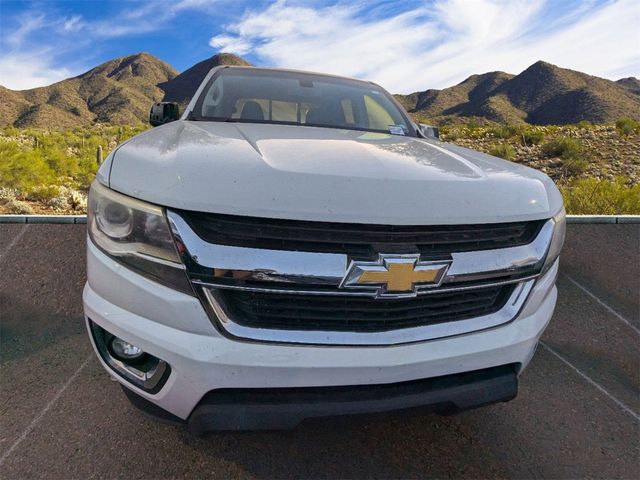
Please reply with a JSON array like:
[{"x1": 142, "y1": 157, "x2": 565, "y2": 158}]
[{"x1": 0, "y1": 223, "x2": 638, "y2": 479}]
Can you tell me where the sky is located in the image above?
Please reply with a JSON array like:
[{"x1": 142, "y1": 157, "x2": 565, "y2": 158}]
[{"x1": 0, "y1": 0, "x2": 638, "y2": 94}]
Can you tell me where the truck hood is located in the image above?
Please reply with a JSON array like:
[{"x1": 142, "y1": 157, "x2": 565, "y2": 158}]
[{"x1": 106, "y1": 121, "x2": 562, "y2": 225}]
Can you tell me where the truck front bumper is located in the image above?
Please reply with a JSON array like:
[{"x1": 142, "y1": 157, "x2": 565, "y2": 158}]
[{"x1": 83, "y1": 240, "x2": 557, "y2": 430}]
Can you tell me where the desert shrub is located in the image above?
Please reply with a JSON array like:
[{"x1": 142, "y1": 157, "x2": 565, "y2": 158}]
[
  {"x1": 615, "y1": 117, "x2": 640, "y2": 137},
  {"x1": 487, "y1": 125, "x2": 516, "y2": 139},
  {"x1": 68, "y1": 190, "x2": 87, "y2": 211},
  {"x1": 561, "y1": 178, "x2": 640, "y2": 214},
  {"x1": 520, "y1": 128, "x2": 545, "y2": 145},
  {"x1": 0, "y1": 187, "x2": 17, "y2": 201},
  {"x1": 47, "y1": 196, "x2": 71, "y2": 211},
  {"x1": 542, "y1": 137, "x2": 590, "y2": 176},
  {"x1": 541, "y1": 137, "x2": 582, "y2": 160},
  {"x1": 440, "y1": 126, "x2": 460, "y2": 141},
  {"x1": 25, "y1": 185, "x2": 61, "y2": 201},
  {"x1": 488, "y1": 143, "x2": 516, "y2": 160},
  {"x1": 0, "y1": 141, "x2": 56, "y2": 190},
  {"x1": 43, "y1": 148, "x2": 79, "y2": 177},
  {"x1": 576, "y1": 120, "x2": 594, "y2": 129},
  {"x1": 0, "y1": 124, "x2": 149, "y2": 198},
  {"x1": 2, "y1": 126, "x2": 20, "y2": 137},
  {"x1": 466, "y1": 119, "x2": 481, "y2": 130},
  {"x1": 445, "y1": 131, "x2": 460, "y2": 141},
  {"x1": 562, "y1": 158, "x2": 589, "y2": 175},
  {"x1": 2, "y1": 199, "x2": 34, "y2": 214}
]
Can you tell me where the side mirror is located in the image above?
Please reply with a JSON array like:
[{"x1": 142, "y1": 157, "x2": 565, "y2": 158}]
[
  {"x1": 418, "y1": 123, "x2": 440, "y2": 140},
  {"x1": 149, "y1": 102, "x2": 180, "y2": 127}
]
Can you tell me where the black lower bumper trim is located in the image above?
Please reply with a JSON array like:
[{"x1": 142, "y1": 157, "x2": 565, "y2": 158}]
[
  {"x1": 187, "y1": 364, "x2": 519, "y2": 433},
  {"x1": 121, "y1": 386, "x2": 184, "y2": 426}
]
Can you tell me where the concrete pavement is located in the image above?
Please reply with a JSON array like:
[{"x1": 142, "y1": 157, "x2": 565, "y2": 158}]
[{"x1": 0, "y1": 224, "x2": 638, "y2": 479}]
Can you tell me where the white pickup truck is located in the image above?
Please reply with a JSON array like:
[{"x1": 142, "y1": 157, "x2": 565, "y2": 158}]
[{"x1": 84, "y1": 66, "x2": 565, "y2": 433}]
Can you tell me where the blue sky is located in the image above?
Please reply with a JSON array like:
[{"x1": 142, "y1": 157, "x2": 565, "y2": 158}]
[{"x1": 1, "y1": 0, "x2": 638, "y2": 93}]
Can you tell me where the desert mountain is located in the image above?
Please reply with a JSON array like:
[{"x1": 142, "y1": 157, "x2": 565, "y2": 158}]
[
  {"x1": 617, "y1": 77, "x2": 640, "y2": 96},
  {"x1": 397, "y1": 61, "x2": 640, "y2": 124},
  {"x1": 160, "y1": 53, "x2": 252, "y2": 105},
  {"x1": 1, "y1": 55, "x2": 638, "y2": 128},
  {"x1": 0, "y1": 53, "x2": 177, "y2": 128}
]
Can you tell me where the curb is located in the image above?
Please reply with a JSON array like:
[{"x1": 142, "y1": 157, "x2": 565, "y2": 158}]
[
  {"x1": 0, "y1": 215, "x2": 87, "y2": 224},
  {"x1": 0, "y1": 215, "x2": 638, "y2": 224},
  {"x1": 566, "y1": 215, "x2": 640, "y2": 224}
]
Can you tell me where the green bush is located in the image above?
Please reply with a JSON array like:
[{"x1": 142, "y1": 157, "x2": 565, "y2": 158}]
[
  {"x1": 0, "y1": 141, "x2": 56, "y2": 190},
  {"x1": 465, "y1": 119, "x2": 481, "y2": 130},
  {"x1": 541, "y1": 137, "x2": 582, "y2": 160},
  {"x1": 615, "y1": 117, "x2": 640, "y2": 137},
  {"x1": 0, "y1": 124, "x2": 149, "y2": 195},
  {"x1": 442, "y1": 129, "x2": 460, "y2": 141},
  {"x1": 520, "y1": 128, "x2": 545, "y2": 145},
  {"x1": 25, "y1": 185, "x2": 61, "y2": 201},
  {"x1": 43, "y1": 148, "x2": 79, "y2": 177},
  {"x1": 562, "y1": 158, "x2": 589, "y2": 175},
  {"x1": 542, "y1": 137, "x2": 592, "y2": 176},
  {"x1": 487, "y1": 125, "x2": 517, "y2": 139},
  {"x1": 561, "y1": 178, "x2": 640, "y2": 214},
  {"x1": 488, "y1": 143, "x2": 516, "y2": 160},
  {"x1": 576, "y1": 120, "x2": 594, "y2": 129}
]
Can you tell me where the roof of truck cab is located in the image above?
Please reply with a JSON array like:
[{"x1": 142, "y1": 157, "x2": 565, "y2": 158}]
[{"x1": 213, "y1": 65, "x2": 380, "y2": 87}]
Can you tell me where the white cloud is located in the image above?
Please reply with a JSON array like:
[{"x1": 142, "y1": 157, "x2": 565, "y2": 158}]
[
  {"x1": 0, "y1": 10, "x2": 79, "y2": 89},
  {"x1": 210, "y1": 0, "x2": 640, "y2": 93},
  {"x1": 91, "y1": 0, "x2": 221, "y2": 38},
  {"x1": 0, "y1": 53, "x2": 73, "y2": 90},
  {"x1": 63, "y1": 15, "x2": 83, "y2": 32},
  {"x1": 209, "y1": 35, "x2": 254, "y2": 55},
  {"x1": 5, "y1": 13, "x2": 45, "y2": 47}
]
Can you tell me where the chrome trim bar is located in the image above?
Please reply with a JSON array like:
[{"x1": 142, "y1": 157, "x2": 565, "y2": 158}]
[
  {"x1": 445, "y1": 220, "x2": 552, "y2": 278},
  {"x1": 167, "y1": 211, "x2": 554, "y2": 291},
  {"x1": 192, "y1": 274, "x2": 539, "y2": 297},
  {"x1": 202, "y1": 280, "x2": 535, "y2": 346}
]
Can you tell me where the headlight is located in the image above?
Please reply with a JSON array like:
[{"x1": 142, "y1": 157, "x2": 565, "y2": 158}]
[
  {"x1": 88, "y1": 181, "x2": 193, "y2": 295},
  {"x1": 541, "y1": 208, "x2": 566, "y2": 274}
]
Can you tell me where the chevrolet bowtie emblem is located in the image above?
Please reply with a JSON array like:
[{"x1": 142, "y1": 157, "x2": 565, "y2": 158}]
[{"x1": 340, "y1": 254, "x2": 451, "y2": 298}]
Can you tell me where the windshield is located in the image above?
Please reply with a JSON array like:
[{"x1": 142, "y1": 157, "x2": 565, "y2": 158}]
[{"x1": 190, "y1": 68, "x2": 414, "y2": 136}]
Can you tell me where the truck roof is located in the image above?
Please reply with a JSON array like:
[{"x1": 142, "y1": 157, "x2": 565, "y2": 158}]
[{"x1": 214, "y1": 65, "x2": 379, "y2": 87}]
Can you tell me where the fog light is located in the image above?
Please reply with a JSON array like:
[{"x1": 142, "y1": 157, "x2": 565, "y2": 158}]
[
  {"x1": 89, "y1": 320, "x2": 170, "y2": 393},
  {"x1": 109, "y1": 337, "x2": 144, "y2": 361}
]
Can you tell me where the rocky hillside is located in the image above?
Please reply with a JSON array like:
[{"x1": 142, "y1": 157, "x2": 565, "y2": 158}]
[
  {"x1": 0, "y1": 53, "x2": 177, "y2": 128},
  {"x1": 617, "y1": 77, "x2": 640, "y2": 96},
  {"x1": 397, "y1": 61, "x2": 640, "y2": 125},
  {"x1": 160, "y1": 53, "x2": 252, "y2": 105},
  {"x1": 440, "y1": 123, "x2": 639, "y2": 184}
]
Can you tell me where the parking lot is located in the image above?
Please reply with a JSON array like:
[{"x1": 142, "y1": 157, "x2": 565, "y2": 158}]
[{"x1": 0, "y1": 222, "x2": 638, "y2": 479}]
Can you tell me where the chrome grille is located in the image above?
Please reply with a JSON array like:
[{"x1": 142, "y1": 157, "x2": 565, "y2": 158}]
[
  {"x1": 167, "y1": 210, "x2": 554, "y2": 345},
  {"x1": 214, "y1": 284, "x2": 514, "y2": 332}
]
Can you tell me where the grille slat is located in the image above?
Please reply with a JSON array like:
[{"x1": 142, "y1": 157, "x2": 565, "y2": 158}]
[
  {"x1": 178, "y1": 210, "x2": 544, "y2": 256},
  {"x1": 243, "y1": 303, "x2": 495, "y2": 324},
  {"x1": 216, "y1": 284, "x2": 514, "y2": 333},
  {"x1": 232, "y1": 291, "x2": 501, "y2": 315}
]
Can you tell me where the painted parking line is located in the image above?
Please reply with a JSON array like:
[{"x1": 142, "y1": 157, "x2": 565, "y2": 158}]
[
  {"x1": 0, "y1": 354, "x2": 93, "y2": 466},
  {"x1": 0, "y1": 224, "x2": 28, "y2": 263},
  {"x1": 540, "y1": 342, "x2": 640, "y2": 422},
  {"x1": 561, "y1": 273, "x2": 640, "y2": 336}
]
